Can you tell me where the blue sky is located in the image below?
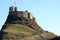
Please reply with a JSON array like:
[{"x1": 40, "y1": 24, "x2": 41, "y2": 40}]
[{"x1": 0, "y1": 0, "x2": 60, "y2": 35}]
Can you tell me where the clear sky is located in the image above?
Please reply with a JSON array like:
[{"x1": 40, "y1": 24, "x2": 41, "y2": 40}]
[{"x1": 0, "y1": 0, "x2": 60, "y2": 35}]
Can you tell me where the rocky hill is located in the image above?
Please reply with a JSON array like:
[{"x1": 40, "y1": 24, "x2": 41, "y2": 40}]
[{"x1": 0, "y1": 6, "x2": 56, "y2": 40}]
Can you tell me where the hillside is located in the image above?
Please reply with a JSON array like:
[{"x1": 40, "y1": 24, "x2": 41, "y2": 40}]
[
  {"x1": 0, "y1": 6, "x2": 56, "y2": 40},
  {"x1": 0, "y1": 24, "x2": 56, "y2": 40},
  {"x1": 1, "y1": 24, "x2": 36, "y2": 40}
]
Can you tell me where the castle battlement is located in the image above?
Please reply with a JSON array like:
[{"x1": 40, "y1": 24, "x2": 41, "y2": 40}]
[{"x1": 9, "y1": 6, "x2": 18, "y2": 12}]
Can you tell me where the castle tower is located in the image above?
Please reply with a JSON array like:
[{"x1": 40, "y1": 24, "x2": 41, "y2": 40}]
[
  {"x1": 14, "y1": 7, "x2": 18, "y2": 11},
  {"x1": 9, "y1": 6, "x2": 18, "y2": 12},
  {"x1": 9, "y1": 6, "x2": 14, "y2": 12}
]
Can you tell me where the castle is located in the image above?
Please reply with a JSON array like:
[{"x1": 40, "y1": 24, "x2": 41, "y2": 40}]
[
  {"x1": 5, "y1": 6, "x2": 36, "y2": 24},
  {"x1": 9, "y1": 6, "x2": 35, "y2": 21}
]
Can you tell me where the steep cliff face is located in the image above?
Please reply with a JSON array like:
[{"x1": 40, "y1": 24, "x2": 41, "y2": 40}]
[{"x1": 0, "y1": 6, "x2": 56, "y2": 40}]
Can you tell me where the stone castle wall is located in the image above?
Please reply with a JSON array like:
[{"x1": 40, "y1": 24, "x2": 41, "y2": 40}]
[{"x1": 9, "y1": 6, "x2": 35, "y2": 21}]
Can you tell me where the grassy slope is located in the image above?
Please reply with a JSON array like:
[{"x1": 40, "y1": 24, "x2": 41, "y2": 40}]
[
  {"x1": 2, "y1": 24, "x2": 37, "y2": 40},
  {"x1": 3, "y1": 24, "x2": 35, "y2": 36},
  {"x1": 2, "y1": 24, "x2": 56, "y2": 40}
]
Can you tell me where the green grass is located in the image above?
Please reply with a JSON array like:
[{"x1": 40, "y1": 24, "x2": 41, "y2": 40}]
[
  {"x1": 2, "y1": 24, "x2": 37, "y2": 39},
  {"x1": 6, "y1": 24, "x2": 34, "y2": 32},
  {"x1": 3, "y1": 24, "x2": 35, "y2": 36}
]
